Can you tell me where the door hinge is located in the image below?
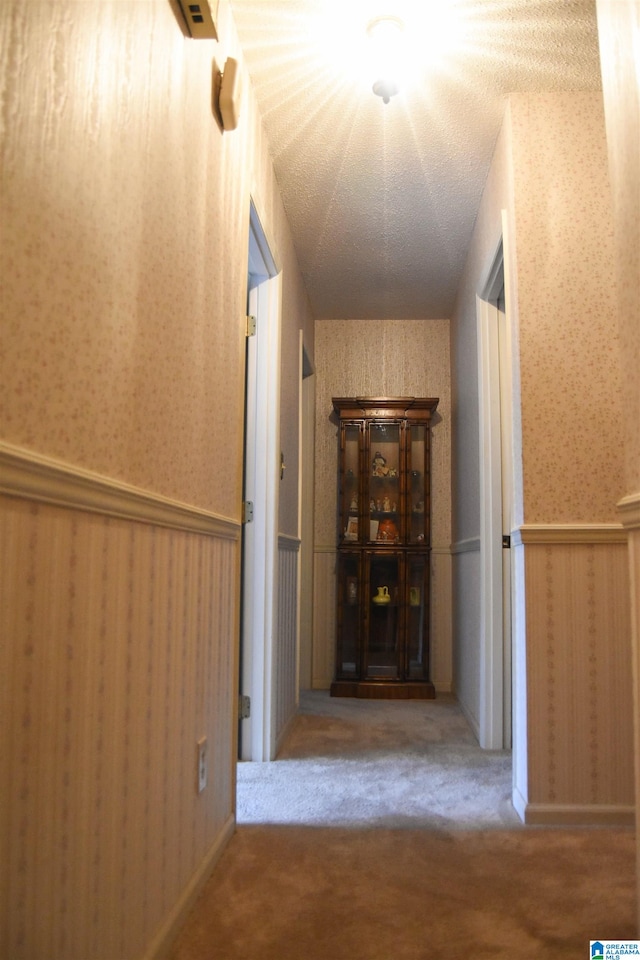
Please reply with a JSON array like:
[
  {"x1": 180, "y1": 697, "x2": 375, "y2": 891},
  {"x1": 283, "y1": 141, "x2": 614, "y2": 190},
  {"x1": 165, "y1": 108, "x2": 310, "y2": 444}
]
[
  {"x1": 502, "y1": 534, "x2": 511, "y2": 548},
  {"x1": 246, "y1": 314, "x2": 256, "y2": 337},
  {"x1": 242, "y1": 500, "x2": 254, "y2": 523},
  {"x1": 239, "y1": 694, "x2": 251, "y2": 720}
]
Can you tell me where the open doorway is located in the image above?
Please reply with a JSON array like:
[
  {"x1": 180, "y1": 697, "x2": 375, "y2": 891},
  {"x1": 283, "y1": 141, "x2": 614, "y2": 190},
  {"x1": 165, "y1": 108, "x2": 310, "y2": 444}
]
[{"x1": 239, "y1": 202, "x2": 281, "y2": 762}]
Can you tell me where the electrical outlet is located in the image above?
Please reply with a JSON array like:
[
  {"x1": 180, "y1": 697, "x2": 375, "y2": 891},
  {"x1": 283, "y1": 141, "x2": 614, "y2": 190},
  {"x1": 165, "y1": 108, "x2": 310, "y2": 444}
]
[{"x1": 196, "y1": 736, "x2": 208, "y2": 793}]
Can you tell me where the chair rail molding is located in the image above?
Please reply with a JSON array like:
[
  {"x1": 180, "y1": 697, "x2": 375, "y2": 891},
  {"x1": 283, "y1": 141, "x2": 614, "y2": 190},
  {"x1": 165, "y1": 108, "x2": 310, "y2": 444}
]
[
  {"x1": 0, "y1": 440, "x2": 240, "y2": 538},
  {"x1": 513, "y1": 523, "x2": 626, "y2": 545},
  {"x1": 451, "y1": 537, "x2": 481, "y2": 554}
]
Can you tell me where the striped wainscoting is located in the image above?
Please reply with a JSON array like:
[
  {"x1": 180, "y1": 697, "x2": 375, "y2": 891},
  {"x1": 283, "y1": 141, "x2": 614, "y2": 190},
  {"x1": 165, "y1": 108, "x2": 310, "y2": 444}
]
[
  {"x1": 514, "y1": 525, "x2": 634, "y2": 825},
  {"x1": 0, "y1": 443, "x2": 240, "y2": 960},
  {"x1": 275, "y1": 535, "x2": 300, "y2": 754}
]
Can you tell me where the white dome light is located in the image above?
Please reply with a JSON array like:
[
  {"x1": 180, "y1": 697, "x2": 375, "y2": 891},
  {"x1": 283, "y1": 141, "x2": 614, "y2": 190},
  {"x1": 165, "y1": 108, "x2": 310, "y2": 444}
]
[{"x1": 367, "y1": 15, "x2": 405, "y2": 104}]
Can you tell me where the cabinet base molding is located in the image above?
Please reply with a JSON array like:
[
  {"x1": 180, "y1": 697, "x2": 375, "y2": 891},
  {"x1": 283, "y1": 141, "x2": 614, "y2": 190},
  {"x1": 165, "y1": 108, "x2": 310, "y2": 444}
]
[{"x1": 330, "y1": 680, "x2": 436, "y2": 700}]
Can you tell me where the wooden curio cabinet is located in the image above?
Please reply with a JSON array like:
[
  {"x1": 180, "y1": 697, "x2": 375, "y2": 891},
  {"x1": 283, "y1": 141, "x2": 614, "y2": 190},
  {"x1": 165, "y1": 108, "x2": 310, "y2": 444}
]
[{"x1": 331, "y1": 397, "x2": 439, "y2": 699}]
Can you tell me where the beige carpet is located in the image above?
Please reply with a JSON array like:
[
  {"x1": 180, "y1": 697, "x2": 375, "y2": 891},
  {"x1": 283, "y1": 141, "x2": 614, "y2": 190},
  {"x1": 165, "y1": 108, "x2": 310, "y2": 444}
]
[
  {"x1": 237, "y1": 692, "x2": 518, "y2": 829},
  {"x1": 169, "y1": 693, "x2": 636, "y2": 959}
]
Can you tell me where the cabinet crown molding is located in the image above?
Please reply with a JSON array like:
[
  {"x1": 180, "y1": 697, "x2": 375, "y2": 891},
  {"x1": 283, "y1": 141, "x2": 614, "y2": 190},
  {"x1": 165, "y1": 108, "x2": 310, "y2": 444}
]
[{"x1": 332, "y1": 397, "x2": 439, "y2": 419}]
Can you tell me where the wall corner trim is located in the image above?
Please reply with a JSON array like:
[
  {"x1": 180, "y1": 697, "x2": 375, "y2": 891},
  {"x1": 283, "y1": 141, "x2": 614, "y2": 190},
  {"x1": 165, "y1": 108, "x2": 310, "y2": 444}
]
[
  {"x1": 0, "y1": 440, "x2": 240, "y2": 538},
  {"x1": 618, "y1": 491, "x2": 640, "y2": 531}
]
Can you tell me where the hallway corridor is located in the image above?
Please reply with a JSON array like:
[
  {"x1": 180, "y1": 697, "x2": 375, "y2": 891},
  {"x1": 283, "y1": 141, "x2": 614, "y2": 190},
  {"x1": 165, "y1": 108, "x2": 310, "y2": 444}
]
[
  {"x1": 168, "y1": 693, "x2": 636, "y2": 959},
  {"x1": 236, "y1": 691, "x2": 516, "y2": 828}
]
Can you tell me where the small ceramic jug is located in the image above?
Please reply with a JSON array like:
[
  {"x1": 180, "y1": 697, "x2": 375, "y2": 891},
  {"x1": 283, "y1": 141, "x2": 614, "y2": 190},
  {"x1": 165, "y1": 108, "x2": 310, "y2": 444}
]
[{"x1": 375, "y1": 585, "x2": 390, "y2": 602}]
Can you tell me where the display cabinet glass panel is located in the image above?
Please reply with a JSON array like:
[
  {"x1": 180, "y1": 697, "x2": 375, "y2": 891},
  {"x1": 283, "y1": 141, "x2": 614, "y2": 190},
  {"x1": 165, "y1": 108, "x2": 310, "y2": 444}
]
[
  {"x1": 340, "y1": 423, "x2": 361, "y2": 544},
  {"x1": 406, "y1": 554, "x2": 429, "y2": 679},
  {"x1": 366, "y1": 553, "x2": 400, "y2": 679},
  {"x1": 368, "y1": 422, "x2": 401, "y2": 543},
  {"x1": 409, "y1": 424, "x2": 428, "y2": 544},
  {"x1": 336, "y1": 552, "x2": 360, "y2": 678}
]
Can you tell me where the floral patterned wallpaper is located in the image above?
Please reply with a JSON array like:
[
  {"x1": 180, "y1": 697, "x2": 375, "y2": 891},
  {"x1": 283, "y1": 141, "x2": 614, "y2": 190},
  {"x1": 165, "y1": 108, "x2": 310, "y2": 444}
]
[
  {"x1": 510, "y1": 93, "x2": 626, "y2": 523},
  {"x1": 0, "y1": 0, "x2": 312, "y2": 524}
]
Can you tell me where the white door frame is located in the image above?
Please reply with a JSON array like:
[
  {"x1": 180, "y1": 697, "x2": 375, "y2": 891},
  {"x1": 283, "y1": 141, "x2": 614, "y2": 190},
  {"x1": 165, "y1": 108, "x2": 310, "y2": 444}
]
[
  {"x1": 477, "y1": 226, "x2": 514, "y2": 750},
  {"x1": 241, "y1": 201, "x2": 281, "y2": 762},
  {"x1": 298, "y1": 337, "x2": 315, "y2": 690}
]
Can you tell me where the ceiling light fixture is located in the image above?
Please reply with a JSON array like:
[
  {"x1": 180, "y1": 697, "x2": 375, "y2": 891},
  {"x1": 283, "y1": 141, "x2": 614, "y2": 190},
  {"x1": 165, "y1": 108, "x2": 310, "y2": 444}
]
[{"x1": 367, "y1": 15, "x2": 405, "y2": 104}]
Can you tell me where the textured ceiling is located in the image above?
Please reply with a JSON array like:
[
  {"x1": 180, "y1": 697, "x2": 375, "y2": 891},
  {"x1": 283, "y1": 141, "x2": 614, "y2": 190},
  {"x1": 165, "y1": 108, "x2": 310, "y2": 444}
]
[{"x1": 229, "y1": 0, "x2": 602, "y2": 319}]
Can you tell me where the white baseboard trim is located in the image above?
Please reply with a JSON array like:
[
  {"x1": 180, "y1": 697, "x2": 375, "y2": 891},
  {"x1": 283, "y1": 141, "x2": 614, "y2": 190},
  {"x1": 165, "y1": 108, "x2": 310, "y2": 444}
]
[
  {"x1": 518, "y1": 802, "x2": 634, "y2": 827},
  {"x1": 0, "y1": 440, "x2": 239, "y2": 538},
  {"x1": 143, "y1": 813, "x2": 236, "y2": 960}
]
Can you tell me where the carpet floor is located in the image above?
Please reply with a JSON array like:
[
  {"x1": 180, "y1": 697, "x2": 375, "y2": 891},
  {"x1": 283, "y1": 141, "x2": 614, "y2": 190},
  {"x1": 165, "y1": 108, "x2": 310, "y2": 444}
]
[{"x1": 169, "y1": 692, "x2": 636, "y2": 960}]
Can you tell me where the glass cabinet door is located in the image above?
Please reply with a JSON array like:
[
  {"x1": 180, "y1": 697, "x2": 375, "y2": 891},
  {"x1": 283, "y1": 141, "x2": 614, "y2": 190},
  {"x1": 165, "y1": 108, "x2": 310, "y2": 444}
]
[
  {"x1": 406, "y1": 554, "x2": 429, "y2": 680},
  {"x1": 367, "y1": 422, "x2": 401, "y2": 544},
  {"x1": 408, "y1": 424, "x2": 429, "y2": 544},
  {"x1": 366, "y1": 553, "x2": 400, "y2": 679},
  {"x1": 340, "y1": 423, "x2": 361, "y2": 544},
  {"x1": 336, "y1": 552, "x2": 361, "y2": 678}
]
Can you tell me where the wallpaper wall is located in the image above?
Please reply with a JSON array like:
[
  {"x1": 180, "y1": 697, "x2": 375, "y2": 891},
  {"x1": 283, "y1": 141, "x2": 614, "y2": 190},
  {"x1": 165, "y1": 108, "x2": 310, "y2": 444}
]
[
  {"x1": 596, "y1": 0, "x2": 640, "y2": 920},
  {"x1": 451, "y1": 92, "x2": 633, "y2": 822},
  {"x1": 596, "y1": 0, "x2": 640, "y2": 494},
  {"x1": 510, "y1": 93, "x2": 626, "y2": 523},
  {"x1": 312, "y1": 318, "x2": 452, "y2": 691},
  {"x1": 2, "y1": 3, "x2": 239, "y2": 514},
  {"x1": 511, "y1": 95, "x2": 632, "y2": 818},
  {"x1": 0, "y1": 1, "x2": 313, "y2": 523},
  {"x1": 0, "y1": 1, "x2": 313, "y2": 957}
]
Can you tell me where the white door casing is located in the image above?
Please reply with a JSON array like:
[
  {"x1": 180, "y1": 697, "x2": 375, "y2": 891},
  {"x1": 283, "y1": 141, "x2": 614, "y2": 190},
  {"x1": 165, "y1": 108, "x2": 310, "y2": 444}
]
[{"x1": 241, "y1": 202, "x2": 281, "y2": 762}]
